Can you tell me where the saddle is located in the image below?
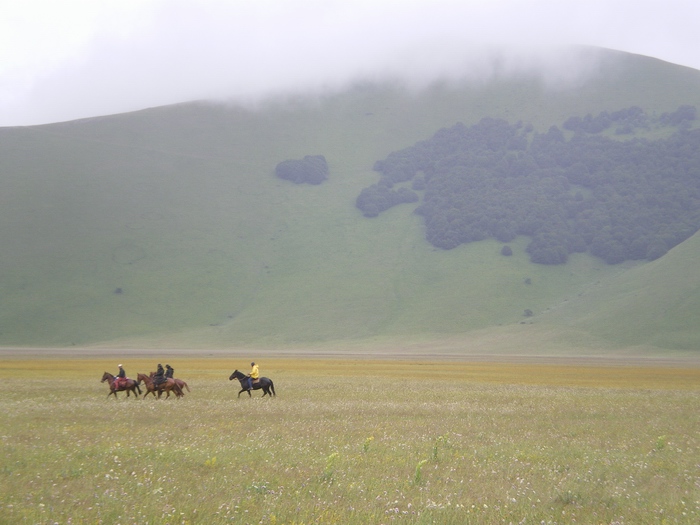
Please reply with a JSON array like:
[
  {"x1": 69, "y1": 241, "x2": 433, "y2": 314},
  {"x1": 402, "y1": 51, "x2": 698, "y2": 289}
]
[{"x1": 115, "y1": 377, "x2": 128, "y2": 388}]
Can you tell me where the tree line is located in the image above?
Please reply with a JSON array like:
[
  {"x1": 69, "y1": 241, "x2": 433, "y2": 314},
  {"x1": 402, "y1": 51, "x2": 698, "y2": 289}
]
[{"x1": 356, "y1": 106, "x2": 700, "y2": 264}]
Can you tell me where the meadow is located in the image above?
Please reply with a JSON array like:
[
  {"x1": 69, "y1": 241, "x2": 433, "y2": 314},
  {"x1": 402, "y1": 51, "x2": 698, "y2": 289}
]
[{"x1": 1, "y1": 354, "x2": 700, "y2": 524}]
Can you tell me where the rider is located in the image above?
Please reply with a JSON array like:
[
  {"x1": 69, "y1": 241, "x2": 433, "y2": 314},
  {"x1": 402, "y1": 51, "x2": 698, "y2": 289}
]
[
  {"x1": 153, "y1": 363, "x2": 166, "y2": 390},
  {"x1": 115, "y1": 364, "x2": 126, "y2": 388},
  {"x1": 247, "y1": 361, "x2": 259, "y2": 391},
  {"x1": 165, "y1": 364, "x2": 174, "y2": 379}
]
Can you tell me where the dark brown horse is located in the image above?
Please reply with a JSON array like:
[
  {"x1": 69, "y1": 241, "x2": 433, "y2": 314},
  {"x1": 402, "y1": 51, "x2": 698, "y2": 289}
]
[
  {"x1": 136, "y1": 373, "x2": 184, "y2": 399},
  {"x1": 101, "y1": 371, "x2": 141, "y2": 399},
  {"x1": 229, "y1": 369, "x2": 276, "y2": 398}
]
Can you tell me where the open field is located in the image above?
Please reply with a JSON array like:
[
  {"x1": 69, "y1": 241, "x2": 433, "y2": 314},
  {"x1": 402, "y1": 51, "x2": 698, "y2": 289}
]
[{"x1": 1, "y1": 353, "x2": 700, "y2": 524}]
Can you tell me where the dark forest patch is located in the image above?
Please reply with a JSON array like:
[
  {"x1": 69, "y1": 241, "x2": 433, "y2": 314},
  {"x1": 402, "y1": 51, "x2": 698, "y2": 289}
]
[{"x1": 358, "y1": 106, "x2": 700, "y2": 265}]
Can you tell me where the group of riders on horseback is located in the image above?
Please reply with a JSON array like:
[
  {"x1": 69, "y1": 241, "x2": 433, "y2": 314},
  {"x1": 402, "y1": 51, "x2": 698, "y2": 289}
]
[
  {"x1": 106, "y1": 362, "x2": 181, "y2": 398},
  {"x1": 113, "y1": 363, "x2": 173, "y2": 390},
  {"x1": 106, "y1": 361, "x2": 272, "y2": 398}
]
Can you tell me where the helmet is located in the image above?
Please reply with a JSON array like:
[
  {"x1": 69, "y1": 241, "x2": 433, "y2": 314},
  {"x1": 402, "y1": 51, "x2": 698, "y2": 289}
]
[
  {"x1": 118, "y1": 364, "x2": 122, "y2": 367},
  {"x1": 251, "y1": 362, "x2": 255, "y2": 366},
  {"x1": 166, "y1": 364, "x2": 171, "y2": 368}
]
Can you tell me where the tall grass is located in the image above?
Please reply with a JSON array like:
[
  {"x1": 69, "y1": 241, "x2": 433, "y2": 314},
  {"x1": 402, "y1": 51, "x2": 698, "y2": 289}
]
[{"x1": 1, "y1": 357, "x2": 699, "y2": 523}]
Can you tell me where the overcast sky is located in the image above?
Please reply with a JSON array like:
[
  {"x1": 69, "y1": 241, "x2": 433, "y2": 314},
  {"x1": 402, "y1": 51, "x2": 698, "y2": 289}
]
[{"x1": 1, "y1": 0, "x2": 699, "y2": 127}]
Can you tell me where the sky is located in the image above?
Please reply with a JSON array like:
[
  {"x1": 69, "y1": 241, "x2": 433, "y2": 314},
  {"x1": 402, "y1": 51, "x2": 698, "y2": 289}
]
[{"x1": 1, "y1": 0, "x2": 699, "y2": 127}]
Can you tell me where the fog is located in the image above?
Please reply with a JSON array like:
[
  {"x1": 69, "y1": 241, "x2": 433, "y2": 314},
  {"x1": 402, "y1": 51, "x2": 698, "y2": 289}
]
[{"x1": 2, "y1": 0, "x2": 699, "y2": 126}]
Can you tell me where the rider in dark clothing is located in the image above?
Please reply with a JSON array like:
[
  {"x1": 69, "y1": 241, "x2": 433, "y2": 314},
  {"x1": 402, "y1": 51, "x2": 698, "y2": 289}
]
[
  {"x1": 165, "y1": 364, "x2": 174, "y2": 379},
  {"x1": 115, "y1": 364, "x2": 126, "y2": 388},
  {"x1": 153, "y1": 363, "x2": 166, "y2": 389}
]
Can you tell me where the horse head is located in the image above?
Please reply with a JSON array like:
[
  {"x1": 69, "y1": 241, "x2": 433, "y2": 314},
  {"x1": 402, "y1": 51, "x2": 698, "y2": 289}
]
[
  {"x1": 101, "y1": 372, "x2": 112, "y2": 383},
  {"x1": 229, "y1": 370, "x2": 244, "y2": 381}
]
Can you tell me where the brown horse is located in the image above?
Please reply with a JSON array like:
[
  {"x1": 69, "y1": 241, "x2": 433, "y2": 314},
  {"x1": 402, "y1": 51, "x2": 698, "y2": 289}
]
[
  {"x1": 173, "y1": 378, "x2": 190, "y2": 394},
  {"x1": 150, "y1": 372, "x2": 189, "y2": 396},
  {"x1": 136, "y1": 373, "x2": 184, "y2": 399},
  {"x1": 101, "y1": 371, "x2": 141, "y2": 399}
]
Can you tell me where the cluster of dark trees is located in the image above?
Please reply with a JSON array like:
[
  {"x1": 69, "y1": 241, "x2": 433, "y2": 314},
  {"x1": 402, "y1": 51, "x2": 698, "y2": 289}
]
[
  {"x1": 275, "y1": 155, "x2": 329, "y2": 184},
  {"x1": 563, "y1": 105, "x2": 697, "y2": 135},
  {"x1": 356, "y1": 106, "x2": 700, "y2": 264},
  {"x1": 356, "y1": 184, "x2": 419, "y2": 217}
]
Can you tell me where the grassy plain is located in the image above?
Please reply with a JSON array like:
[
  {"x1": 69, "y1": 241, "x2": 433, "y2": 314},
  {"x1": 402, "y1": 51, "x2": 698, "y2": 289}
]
[{"x1": 1, "y1": 354, "x2": 700, "y2": 524}]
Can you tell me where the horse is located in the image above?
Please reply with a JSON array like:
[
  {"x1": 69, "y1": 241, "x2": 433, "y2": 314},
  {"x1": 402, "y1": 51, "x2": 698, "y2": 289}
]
[
  {"x1": 136, "y1": 373, "x2": 184, "y2": 399},
  {"x1": 150, "y1": 372, "x2": 190, "y2": 397},
  {"x1": 101, "y1": 371, "x2": 141, "y2": 399},
  {"x1": 173, "y1": 378, "x2": 190, "y2": 394},
  {"x1": 229, "y1": 369, "x2": 276, "y2": 398}
]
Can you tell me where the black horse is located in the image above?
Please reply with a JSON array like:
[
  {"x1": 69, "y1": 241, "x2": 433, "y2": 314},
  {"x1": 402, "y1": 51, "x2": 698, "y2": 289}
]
[{"x1": 229, "y1": 370, "x2": 276, "y2": 398}]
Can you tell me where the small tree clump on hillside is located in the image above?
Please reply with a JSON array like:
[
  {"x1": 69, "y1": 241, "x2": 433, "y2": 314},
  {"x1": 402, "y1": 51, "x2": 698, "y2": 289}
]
[
  {"x1": 356, "y1": 184, "x2": 419, "y2": 217},
  {"x1": 276, "y1": 155, "x2": 329, "y2": 185}
]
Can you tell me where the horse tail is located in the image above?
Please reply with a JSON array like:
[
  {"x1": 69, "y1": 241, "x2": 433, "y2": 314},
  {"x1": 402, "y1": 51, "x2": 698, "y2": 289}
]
[
  {"x1": 269, "y1": 379, "x2": 276, "y2": 396},
  {"x1": 135, "y1": 383, "x2": 142, "y2": 395},
  {"x1": 184, "y1": 381, "x2": 190, "y2": 392}
]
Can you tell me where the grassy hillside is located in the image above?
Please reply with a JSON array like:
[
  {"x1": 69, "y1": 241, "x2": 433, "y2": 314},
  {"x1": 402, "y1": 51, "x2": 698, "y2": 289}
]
[
  {"x1": 538, "y1": 230, "x2": 700, "y2": 351},
  {"x1": 2, "y1": 48, "x2": 700, "y2": 351}
]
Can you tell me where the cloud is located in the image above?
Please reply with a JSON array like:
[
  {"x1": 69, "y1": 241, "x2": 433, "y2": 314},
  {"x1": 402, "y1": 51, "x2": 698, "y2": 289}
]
[{"x1": 1, "y1": 0, "x2": 699, "y2": 126}]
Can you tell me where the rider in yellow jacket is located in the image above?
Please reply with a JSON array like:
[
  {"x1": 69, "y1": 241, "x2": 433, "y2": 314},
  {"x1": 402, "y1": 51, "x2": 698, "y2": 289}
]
[{"x1": 248, "y1": 362, "x2": 259, "y2": 390}]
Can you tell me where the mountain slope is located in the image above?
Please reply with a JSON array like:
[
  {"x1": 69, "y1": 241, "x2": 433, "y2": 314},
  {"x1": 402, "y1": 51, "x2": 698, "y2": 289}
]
[
  {"x1": 539, "y1": 230, "x2": 700, "y2": 350},
  {"x1": 1, "y1": 47, "x2": 700, "y2": 351}
]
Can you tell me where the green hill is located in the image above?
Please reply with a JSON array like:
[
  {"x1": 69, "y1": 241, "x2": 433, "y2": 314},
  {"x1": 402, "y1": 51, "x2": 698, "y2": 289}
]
[
  {"x1": 2, "y1": 47, "x2": 700, "y2": 353},
  {"x1": 538, "y1": 230, "x2": 700, "y2": 351}
]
